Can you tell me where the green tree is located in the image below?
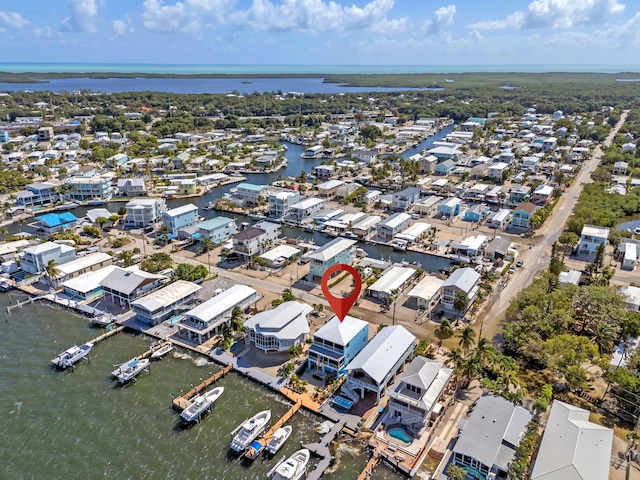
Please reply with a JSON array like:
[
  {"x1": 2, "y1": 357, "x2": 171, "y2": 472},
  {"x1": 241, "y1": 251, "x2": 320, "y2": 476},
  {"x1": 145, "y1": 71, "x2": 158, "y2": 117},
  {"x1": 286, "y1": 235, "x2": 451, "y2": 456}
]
[
  {"x1": 140, "y1": 252, "x2": 173, "y2": 273},
  {"x1": 458, "y1": 326, "x2": 476, "y2": 354},
  {"x1": 446, "y1": 464, "x2": 467, "y2": 480},
  {"x1": 45, "y1": 259, "x2": 61, "y2": 282},
  {"x1": 434, "y1": 319, "x2": 453, "y2": 342},
  {"x1": 95, "y1": 216, "x2": 108, "y2": 230},
  {"x1": 453, "y1": 290, "x2": 470, "y2": 321}
]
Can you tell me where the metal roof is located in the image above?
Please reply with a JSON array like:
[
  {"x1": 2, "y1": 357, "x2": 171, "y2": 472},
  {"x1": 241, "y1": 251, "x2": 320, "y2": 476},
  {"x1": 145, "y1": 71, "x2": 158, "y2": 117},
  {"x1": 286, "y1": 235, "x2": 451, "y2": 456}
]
[
  {"x1": 453, "y1": 395, "x2": 532, "y2": 470},
  {"x1": 367, "y1": 266, "x2": 416, "y2": 295},
  {"x1": 56, "y1": 252, "x2": 112, "y2": 277},
  {"x1": 100, "y1": 267, "x2": 164, "y2": 295},
  {"x1": 307, "y1": 237, "x2": 356, "y2": 262},
  {"x1": 244, "y1": 301, "x2": 311, "y2": 340},
  {"x1": 259, "y1": 244, "x2": 300, "y2": 262},
  {"x1": 164, "y1": 204, "x2": 198, "y2": 217},
  {"x1": 314, "y1": 315, "x2": 368, "y2": 347},
  {"x1": 24, "y1": 241, "x2": 74, "y2": 256},
  {"x1": 442, "y1": 267, "x2": 480, "y2": 292},
  {"x1": 185, "y1": 285, "x2": 256, "y2": 323},
  {"x1": 346, "y1": 325, "x2": 415, "y2": 384},
  {"x1": 132, "y1": 280, "x2": 201, "y2": 313},
  {"x1": 388, "y1": 357, "x2": 453, "y2": 411},
  {"x1": 378, "y1": 212, "x2": 411, "y2": 229},
  {"x1": 407, "y1": 275, "x2": 444, "y2": 301},
  {"x1": 531, "y1": 400, "x2": 612, "y2": 480}
]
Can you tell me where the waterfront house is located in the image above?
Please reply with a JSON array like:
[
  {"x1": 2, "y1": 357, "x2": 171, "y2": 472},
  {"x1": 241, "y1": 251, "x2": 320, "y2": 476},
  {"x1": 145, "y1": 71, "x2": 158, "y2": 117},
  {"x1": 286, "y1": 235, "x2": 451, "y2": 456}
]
[
  {"x1": 407, "y1": 275, "x2": 444, "y2": 313},
  {"x1": 451, "y1": 395, "x2": 532, "y2": 480},
  {"x1": 307, "y1": 315, "x2": 369, "y2": 380},
  {"x1": 579, "y1": 224, "x2": 610, "y2": 256},
  {"x1": 434, "y1": 159, "x2": 455, "y2": 176},
  {"x1": 67, "y1": 174, "x2": 114, "y2": 202},
  {"x1": 531, "y1": 184, "x2": 554, "y2": 205},
  {"x1": 21, "y1": 241, "x2": 76, "y2": 275},
  {"x1": 436, "y1": 197, "x2": 462, "y2": 219},
  {"x1": 117, "y1": 178, "x2": 147, "y2": 197},
  {"x1": 450, "y1": 235, "x2": 487, "y2": 258},
  {"x1": 132, "y1": 280, "x2": 201, "y2": 326},
  {"x1": 14, "y1": 181, "x2": 59, "y2": 207},
  {"x1": 510, "y1": 202, "x2": 537, "y2": 229},
  {"x1": 386, "y1": 357, "x2": 453, "y2": 433},
  {"x1": 125, "y1": 198, "x2": 166, "y2": 228},
  {"x1": 100, "y1": 266, "x2": 166, "y2": 307},
  {"x1": 351, "y1": 150, "x2": 378, "y2": 164},
  {"x1": 231, "y1": 221, "x2": 280, "y2": 261},
  {"x1": 178, "y1": 285, "x2": 259, "y2": 343},
  {"x1": 390, "y1": 187, "x2": 420, "y2": 212},
  {"x1": 428, "y1": 146, "x2": 460, "y2": 161},
  {"x1": 195, "y1": 216, "x2": 237, "y2": 244},
  {"x1": 393, "y1": 222, "x2": 430, "y2": 247},
  {"x1": 61, "y1": 264, "x2": 118, "y2": 300},
  {"x1": 244, "y1": 301, "x2": 312, "y2": 353},
  {"x1": 441, "y1": 267, "x2": 480, "y2": 316},
  {"x1": 49, "y1": 252, "x2": 112, "y2": 286},
  {"x1": 376, "y1": 212, "x2": 411, "y2": 241},
  {"x1": 162, "y1": 204, "x2": 199, "y2": 235},
  {"x1": 234, "y1": 183, "x2": 266, "y2": 206},
  {"x1": 316, "y1": 180, "x2": 345, "y2": 199},
  {"x1": 314, "y1": 164, "x2": 335, "y2": 179},
  {"x1": 352, "y1": 215, "x2": 381, "y2": 239},
  {"x1": 289, "y1": 198, "x2": 325, "y2": 223},
  {"x1": 530, "y1": 401, "x2": 612, "y2": 480},
  {"x1": 268, "y1": 190, "x2": 301, "y2": 218},
  {"x1": 485, "y1": 237, "x2": 512, "y2": 261},
  {"x1": 367, "y1": 266, "x2": 416, "y2": 300},
  {"x1": 343, "y1": 325, "x2": 416, "y2": 404},
  {"x1": 35, "y1": 212, "x2": 78, "y2": 236},
  {"x1": 307, "y1": 237, "x2": 357, "y2": 282}
]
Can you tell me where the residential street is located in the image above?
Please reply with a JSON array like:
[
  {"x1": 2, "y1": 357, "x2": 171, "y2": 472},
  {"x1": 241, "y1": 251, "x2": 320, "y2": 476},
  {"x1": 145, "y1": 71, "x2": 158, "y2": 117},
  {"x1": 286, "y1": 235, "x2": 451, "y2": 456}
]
[{"x1": 479, "y1": 110, "x2": 630, "y2": 343}]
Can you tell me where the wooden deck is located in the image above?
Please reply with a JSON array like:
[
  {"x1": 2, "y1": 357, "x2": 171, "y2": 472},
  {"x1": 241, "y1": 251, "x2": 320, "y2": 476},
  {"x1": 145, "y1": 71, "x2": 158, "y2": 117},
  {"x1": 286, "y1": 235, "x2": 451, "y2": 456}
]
[
  {"x1": 244, "y1": 400, "x2": 302, "y2": 460},
  {"x1": 172, "y1": 364, "x2": 232, "y2": 411},
  {"x1": 89, "y1": 325, "x2": 125, "y2": 344},
  {"x1": 356, "y1": 453, "x2": 380, "y2": 480},
  {"x1": 135, "y1": 341, "x2": 172, "y2": 361}
]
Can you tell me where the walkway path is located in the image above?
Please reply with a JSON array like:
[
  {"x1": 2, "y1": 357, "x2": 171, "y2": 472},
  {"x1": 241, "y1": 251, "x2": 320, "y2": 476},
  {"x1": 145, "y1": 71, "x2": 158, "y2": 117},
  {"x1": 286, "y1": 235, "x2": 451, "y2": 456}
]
[{"x1": 304, "y1": 420, "x2": 344, "y2": 480}]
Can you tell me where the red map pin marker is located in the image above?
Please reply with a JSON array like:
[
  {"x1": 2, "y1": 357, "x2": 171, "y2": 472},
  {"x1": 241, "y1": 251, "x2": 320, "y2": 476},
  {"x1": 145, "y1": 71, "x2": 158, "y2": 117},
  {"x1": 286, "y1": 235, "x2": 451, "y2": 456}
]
[{"x1": 321, "y1": 263, "x2": 362, "y2": 322}]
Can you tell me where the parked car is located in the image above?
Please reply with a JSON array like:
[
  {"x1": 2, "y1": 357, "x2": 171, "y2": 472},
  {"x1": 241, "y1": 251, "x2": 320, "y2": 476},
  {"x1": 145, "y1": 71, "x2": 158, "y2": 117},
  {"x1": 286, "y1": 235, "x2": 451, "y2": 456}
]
[
  {"x1": 516, "y1": 260, "x2": 523, "y2": 267},
  {"x1": 509, "y1": 265, "x2": 517, "y2": 274}
]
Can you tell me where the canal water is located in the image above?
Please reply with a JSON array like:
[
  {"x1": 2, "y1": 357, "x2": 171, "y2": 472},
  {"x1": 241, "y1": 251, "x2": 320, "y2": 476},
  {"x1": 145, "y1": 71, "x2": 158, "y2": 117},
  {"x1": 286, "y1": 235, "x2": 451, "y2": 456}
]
[{"x1": 0, "y1": 292, "x2": 407, "y2": 479}]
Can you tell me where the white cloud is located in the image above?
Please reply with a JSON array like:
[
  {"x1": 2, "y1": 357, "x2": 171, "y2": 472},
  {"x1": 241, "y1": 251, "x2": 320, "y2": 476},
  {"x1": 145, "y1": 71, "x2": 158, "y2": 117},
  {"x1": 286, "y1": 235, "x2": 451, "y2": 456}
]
[
  {"x1": 113, "y1": 18, "x2": 134, "y2": 35},
  {"x1": 229, "y1": 0, "x2": 404, "y2": 33},
  {"x1": 34, "y1": 26, "x2": 53, "y2": 38},
  {"x1": 0, "y1": 11, "x2": 31, "y2": 29},
  {"x1": 61, "y1": 0, "x2": 99, "y2": 33},
  {"x1": 468, "y1": 29, "x2": 483, "y2": 42},
  {"x1": 469, "y1": 0, "x2": 625, "y2": 30},
  {"x1": 423, "y1": 4, "x2": 456, "y2": 35},
  {"x1": 142, "y1": 0, "x2": 237, "y2": 33}
]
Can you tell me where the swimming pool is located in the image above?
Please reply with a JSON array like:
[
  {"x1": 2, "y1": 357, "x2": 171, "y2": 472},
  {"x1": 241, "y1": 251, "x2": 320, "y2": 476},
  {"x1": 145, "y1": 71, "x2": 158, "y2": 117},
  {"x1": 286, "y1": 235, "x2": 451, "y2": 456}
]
[{"x1": 388, "y1": 427, "x2": 412, "y2": 443}]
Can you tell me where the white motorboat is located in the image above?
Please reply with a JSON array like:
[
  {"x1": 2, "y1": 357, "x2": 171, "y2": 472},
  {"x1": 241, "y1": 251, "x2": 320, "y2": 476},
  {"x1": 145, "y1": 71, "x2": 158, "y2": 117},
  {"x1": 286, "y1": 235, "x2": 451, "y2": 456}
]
[
  {"x1": 230, "y1": 410, "x2": 271, "y2": 453},
  {"x1": 150, "y1": 342, "x2": 173, "y2": 359},
  {"x1": 51, "y1": 342, "x2": 93, "y2": 369},
  {"x1": 113, "y1": 358, "x2": 150, "y2": 384},
  {"x1": 266, "y1": 426, "x2": 292, "y2": 455},
  {"x1": 634, "y1": 227, "x2": 640, "y2": 235},
  {"x1": 89, "y1": 314, "x2": 114, "y2": 327},
  {"x1": 272, "y1": 449, "x2": 310, "y2": 480},
  {"x1": 180, "y1": 386, "x2": 225, "y2": 423}
]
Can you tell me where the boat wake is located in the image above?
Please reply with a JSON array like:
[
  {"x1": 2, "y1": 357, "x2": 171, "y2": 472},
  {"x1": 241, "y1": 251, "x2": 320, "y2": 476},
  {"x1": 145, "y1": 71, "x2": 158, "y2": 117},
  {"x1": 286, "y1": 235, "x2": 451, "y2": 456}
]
[
  {"x1": 193, "y1": 357, "x2": 215, "y2": 367},
  {"x1": 172, "y1": 351, "x2": 193, "y2": 361}
]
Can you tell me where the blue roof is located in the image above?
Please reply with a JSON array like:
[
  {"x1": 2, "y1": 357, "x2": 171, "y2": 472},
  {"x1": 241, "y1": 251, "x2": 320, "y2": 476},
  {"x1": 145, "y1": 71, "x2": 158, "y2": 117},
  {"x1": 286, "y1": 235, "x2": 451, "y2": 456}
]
[
  {"x1": 237, "y1": 183, "x2": 265, "y2": 192},
  {"x1": 196, "y1": 217, "x2": 235, "y2": 231},
  {"x1": 37, "y1": 212, "x2": 78, "y2": 227}
]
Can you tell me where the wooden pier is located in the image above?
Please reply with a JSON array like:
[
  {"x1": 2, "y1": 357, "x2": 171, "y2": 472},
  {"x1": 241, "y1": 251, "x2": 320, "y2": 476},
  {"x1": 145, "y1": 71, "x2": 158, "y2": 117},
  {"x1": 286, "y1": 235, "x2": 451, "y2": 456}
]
[
  {"x1": 356, "y1": 453, "x2": 380, "y2": 480},
  {"x1": 89, "y1": 325, "x2": 125, "y2": 344},
  {"x1": 244, "y1": 400, "x2": 302, "y2": 460},
  {"x1": 172, "y1": 364, "x2": 232, "y2": 411},
  {"x1": 135, "y1": 341, "x2": 172, "y2": 361},
  {"x1": 6, "y1": 294, "x2": 49, "y2": 313}
]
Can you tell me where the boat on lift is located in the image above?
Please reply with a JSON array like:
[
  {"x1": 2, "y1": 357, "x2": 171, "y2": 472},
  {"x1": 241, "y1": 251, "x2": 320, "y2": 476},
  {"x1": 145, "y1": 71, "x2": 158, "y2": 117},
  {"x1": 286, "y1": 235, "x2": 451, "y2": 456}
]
[
  {"x1": 179, "y1": 387, "x2": 225, "y2": 423},
  {"x1": 150, "y1": 342, "x2": 173, "y2": 359},
  {"x1": 112, "y1": 358, "x2": 150, "y2": 384},
  {"x1": 265, "y1": 426, "x2": 292, "y2": 455},
  {"x1": 230, "y1": 410, "x2": 271, "y2": 453},
  {"x1": 51, "y1": 342, "x2": 93, "y2": 369},
  {"x1": 272, "y1": 448, "x2": 310, "y2": 480}
]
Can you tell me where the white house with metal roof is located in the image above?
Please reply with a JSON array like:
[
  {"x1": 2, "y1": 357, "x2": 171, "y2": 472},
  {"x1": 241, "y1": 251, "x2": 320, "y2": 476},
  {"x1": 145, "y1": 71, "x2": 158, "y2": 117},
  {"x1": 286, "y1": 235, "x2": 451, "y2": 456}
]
[
  {"x1": 307, "y1": 315, "x2": 369, "y2": 380},
  {"x1": 125, "y1": 197, "x2": 166, "y2": 228},
  {"x1": 307, "y1": 237, "x2": 357, "y2": 282},
  {"x1": 342, "y1": 325, "x2": 416, "y2": 404},
  {"x1": 386, "y1": 357, "x2": 453, "y2": 434},
  {"x1": 289, "y1": 197, "x2": 325, "y2": 222},
  {"x1": 49, "y1": 252, "x2": 113, "y2": 286},
  {"x1": 100, "y1": 266, "x2": 166, "y2": 306},
  {"x1": 258, "y1": 244, "x2": 300, "y2": 268},
  {"x1": 441, "y1": 267, "x2": 480, "y2": 315},
  {"x1": 367, "y1": 266, "x2": 416, "y2": 300},
  {"x1": 530, "y1": 400, "x2": 612, "y2": 480},
  {"x1": 244, "y1": 301, "x2": 312, "y2": 353},
  {"x1": 376, "y1": 212, "x2": 412, "y2": 241},
  {"x1": 62, "y1": 265, "x2": 118, "y2": 300},
  {"x1": 578, "y1": 224, "x2": 610, "y2": 256},
  {"x1": 451, "y1": 395, "x2": 532, "y2": 480},
  {"x1": 21, "y1": 241, "x2": 76, "y2": 275},
  {"x1": 131, "y1": 280, "x2": 201, "y2": 325},
  {"x1": 178, "y1": 284, "x2": 259, "y2": 343},
  {"x1": 407, "y1": 275, "x2": 444, "y2": 313}
]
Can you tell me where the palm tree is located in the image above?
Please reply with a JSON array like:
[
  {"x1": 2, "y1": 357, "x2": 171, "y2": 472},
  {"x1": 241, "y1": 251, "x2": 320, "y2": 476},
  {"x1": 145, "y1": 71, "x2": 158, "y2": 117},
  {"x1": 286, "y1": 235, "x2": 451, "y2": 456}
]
[
  {"x1": 45, "y1": 259, "x2": 61, "y2": 284},
  {"x1": 473, "y1": 336, "x2": 495, "y2": 366},
  {"x1": 452, "y1": 290, "x2": 470, "y2": 322},
  {"x1": 445, "y1": 347, "x2": 466, "y2": 380},
  {"x1": 230, "y1": 306, "x2": 245, "y2": 332},
  {"x1": 592, "y1": 322, "x2": 618, "y2": 355},
  {"x1": 458, "y1": 326, "x2": 476, "y2": 353},
  {"x1": 434, "y1": 319, "x2": 454, "y2": 343}
]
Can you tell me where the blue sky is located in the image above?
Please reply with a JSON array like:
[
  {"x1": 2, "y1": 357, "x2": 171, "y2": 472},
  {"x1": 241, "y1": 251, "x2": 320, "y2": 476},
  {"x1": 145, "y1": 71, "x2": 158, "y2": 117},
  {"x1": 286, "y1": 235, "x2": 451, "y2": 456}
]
[{"x1": 0, "y1": 0, "x2": 639, "y2": 65}]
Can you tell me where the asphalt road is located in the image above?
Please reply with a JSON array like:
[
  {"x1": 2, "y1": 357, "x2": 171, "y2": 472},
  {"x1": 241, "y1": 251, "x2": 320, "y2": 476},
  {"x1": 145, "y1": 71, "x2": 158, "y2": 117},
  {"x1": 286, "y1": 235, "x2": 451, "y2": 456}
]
[{"x1": 480, "y1": 110, "x2": 630, "y2": 343}]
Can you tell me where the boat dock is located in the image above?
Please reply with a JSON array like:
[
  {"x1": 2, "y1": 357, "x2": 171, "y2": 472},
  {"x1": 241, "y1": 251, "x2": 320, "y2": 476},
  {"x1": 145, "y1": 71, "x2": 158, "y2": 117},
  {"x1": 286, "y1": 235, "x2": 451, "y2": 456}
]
[
  {"x1": 172, "y1": 364, "x2": 232, "y2": 411},
  {"x1": 303, "y1": 421, "x2": 343, "y2": 480},
  {"x1": 135, "y1": 341, "x2": 172, "y2": 361},
  {"x1": 356, "y1": 454, "x2": 380, "y2": 480},
  {"x1": 88, "y1": 324, "x2": 125, "y2": 344},
  {"x1": 244, "y1": 400, "x2": 302, "y2": 460}
]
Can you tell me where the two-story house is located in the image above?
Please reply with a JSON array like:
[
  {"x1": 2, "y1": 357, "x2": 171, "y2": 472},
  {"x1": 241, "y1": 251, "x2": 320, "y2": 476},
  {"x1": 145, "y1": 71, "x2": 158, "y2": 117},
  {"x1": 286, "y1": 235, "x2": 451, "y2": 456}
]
[
  {"x1": 14, "y1": 182, "x2": 59, "y2": 207},
  {"x1": 268, "y1": 190, "x2": 301, "y2": 218},
  {"x1": 307, "y1": 315, "x2": 369, "y2": 380},
  {"x1": 289, "y1": 198, "x2": 325, "y2": 223},
  {"x1": 307, "y1": 237, "x2": 357, "y2": 282},
  {"x1": 510, "y1": 202, "x2": 537, "y2": 229},
  {"x1": 195, "y1": 216, "x2": 237, "y2": 244},
  {"x1": 391, "y1": 187, "x2": 420, "y2": 212},
  {"x1": 441, "y1": 267, "x2": 480, "y2": 316},
  {"x1": 231, "y1": 221, "x2": 280, "y2": 261},
  {"x1": 66, "y1": 174, "x2": 114, "y2": 202},
  {"x1": 117, "y1": 178, "x2": 147, "y2": 197},
  {"x1": 508, "y1": 185, "x2": 531, "y2": 206},
  {"x1": 376, "y1": 213, "x2": 412, "y2": 241},
  {"x1": 316, "y1": 180, "x2": 345, "y2": 199},
  {"x1": 531, "y1": 184, "x2": 554, "y2": 205},
  {"x1": 21, "y1": 241, "x2": 77, "y2": 275},
  {"x1": 125, "y1": 198, "x2": 166, "y2": 228},
  {"x1": 162, "y1": 204, "x2": 199, "y2": 235},
  {"x1": 342, "y1": 325, "x2": 416, "y2": 405},
  {"x1": 386, "y1": 357, "x2": 453, "y2": 434},
  {"x1": 579, "y1": 224, "x2": 610, "y2": 256}
]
